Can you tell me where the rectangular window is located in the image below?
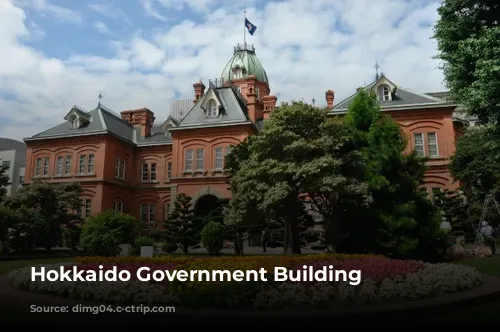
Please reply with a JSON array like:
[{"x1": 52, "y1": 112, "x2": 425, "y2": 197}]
[
  {"x1": 19, "y1": 176, "x2": 24, "y2": 184},
  {"x1": 427, "y1": 132, "x2": 438, "y2": 157},
  {"x1": 164, "y1": 202, "x2": 170, "y2": 220},
  {"x1": 35, "y1": 158, "x2": 42, "y2": 176},
  {"x1": 64, "y1": 155, "x2": 71, "y2": 174},
  {"x1": 140, "y1": 204, "x2": 148, "y2": 222},
  {"x1": 80, "y1": 199, "x2": 92, "y2": 218},
  {"x1": 43, "y1": 157, "x2": 50, "y2": 176},
  {"x1": 113, "y1": 201, "x2": 123, "y2": 213},
  {"x1": 56, "y1": 156, "x2": 63, "y2": 175},
  {"x1": 142, "y1": 163, "x2": 149, "y2": 181},
  {"x1": 225, "y1": 146, "x2": 232, "y2": 156},
  {"x1": 196, "y1": 148, "x2": 204, "y2": 170},
  {"x1": 79, "y1": 155, "x2": 86, "y2": 174},
  {"x1": 185, "y1": 149, "x2": 193, "y2": 170},
  {"x1": 149, "y1": 204, "x2": 156, "y2": 223},
  {"x1": 85, "y1": 199, "x2": 92, "y2": 218},
  {"x1": 87, "y1": 154, "x2": 94, "y2": 174},
  {"x1": 115, "y1": 159, "x2": 120, "y2": 178},
  {"x1": 150, "y1": 163, "x2": 157, "y2": 181},
  {"x1": 167, "y1": 162, "x2": 172, "y2": 180},
  {"x1": 413, "y1": 133, "x2": 424, "y2": 157},
  {"x1": 115, "y1": 159, "x2": 126, "y2": 179},
  {"x1": 214, "y1": 147, "x2": 223, "y2": 169}
]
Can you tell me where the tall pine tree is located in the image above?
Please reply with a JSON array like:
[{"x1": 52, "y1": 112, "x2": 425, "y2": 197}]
[{"x1": 164, "y1": 193, "x2": 202, "y2": 254}]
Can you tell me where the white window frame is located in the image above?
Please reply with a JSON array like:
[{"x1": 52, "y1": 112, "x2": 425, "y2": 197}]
[
  {"x1": 167, "y1": 162, "x2": 172, "y2": 180},
  {"x1": 185, "y1": 149, "x2": 193, "y2": 170},
  {"x1": 43, "y1": 157, "x2": 50, "y2": 176},
  {"x1": 150, "y1": 162, "x2": 157, "y2": 181},
  {"x1": 141, "y1": 163, "x2": 149, "y2": 181},
  {"x1": 115, "y1": 158, "x2": 126, "y2": 179},
  {"x1": 427, "y1": 132, "x2": 439, "y2": 157},
  {"x1": 377, "y1": 85, "x2": 391, "y2": 101},
  {"x1": 413, "y1": 133, "x2": 425, "y2": 157},
  {"x1": 71, "y1": 116, "x2": 79, "y2": 129},
  {"x1": 214, "y1": 147, "x2": 223, "y2": 169},
  {"x1": 196, "y1": 148, "x2": 204, "y2": 170},
  {"x1": 140, "y1": 203, "x2": 155, "y2": 224},
  {"x1": 87, "y1": 154, "x2": 94, "y2": 174},
  {"x1": 207, "y1": 99, "x2": 218, "y2": 117},
  {"x1": 35, "y1": 158, "x2": 42, "y2": 176},
  {"x1": 64, "y1": 155, "x2": 71, "y2": 175},
  {"x1": 79, "y1": 155, "x2": 86, "y2": 174},
  {"x1": 113, "y1": 201, "x2": 123, "y2": 213}
]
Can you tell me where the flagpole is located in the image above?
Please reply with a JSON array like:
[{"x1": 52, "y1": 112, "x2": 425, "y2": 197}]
[{"x1": 243, "y1": 11, "x2": 246, "y2": 45}]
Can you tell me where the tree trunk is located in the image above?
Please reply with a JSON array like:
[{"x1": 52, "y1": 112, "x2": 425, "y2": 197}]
[
  {"x1": 283, "y1": 219, "x2": 300, "y2": 255},
  {"x1": 233, "y1": 233, "x2": 245, "y2": 256}
]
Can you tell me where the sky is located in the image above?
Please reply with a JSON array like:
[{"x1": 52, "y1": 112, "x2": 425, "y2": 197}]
[{"x1": 0, "y1": 0, "x2": 446, "y2": 141}]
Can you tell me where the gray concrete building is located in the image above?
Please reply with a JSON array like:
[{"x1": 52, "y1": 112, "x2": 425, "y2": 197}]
[{"x1": 0, "y1": 138, "x2": 27, "y2": 197}]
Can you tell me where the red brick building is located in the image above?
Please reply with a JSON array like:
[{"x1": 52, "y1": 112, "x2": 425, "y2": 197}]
[{"x1": 23, "y1": 43, "x2": 467, "y2": 226}]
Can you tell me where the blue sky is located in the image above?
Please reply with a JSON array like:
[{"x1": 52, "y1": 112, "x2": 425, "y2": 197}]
[{"x1": 1, "y1": 0, "x2": 445, "y2": 141}]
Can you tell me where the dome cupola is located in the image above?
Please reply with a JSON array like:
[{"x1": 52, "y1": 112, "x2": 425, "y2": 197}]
[{"x1": 220, "y1": 43, "x2": 269, "y2": 84}]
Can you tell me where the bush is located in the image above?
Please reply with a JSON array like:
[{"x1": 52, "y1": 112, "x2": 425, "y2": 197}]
[
  {"x1": 80, "y1": 210, "x2": 138, "y2": 256},
  {"x1": 162, "y1": 242, "x2": 178, "y2": 253},
  {"x1": 200, "y1": 221, "x2": 224, "y2": 256},
  {"x1": 144, "y1": 229, "x2": 164, "y2": 242},
  {"x1": 131, "y1": 236, "x2": 156, "y2": 255},
  {"x1": 62, "y1": 224, "x2": 82, "y2": 251}
]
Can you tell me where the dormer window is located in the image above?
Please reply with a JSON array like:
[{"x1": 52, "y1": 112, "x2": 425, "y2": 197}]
[
  {"x1": 232, "y1": 66, "x2": 244, "y2": 79},
  {"x1": 165, "y1": 130, "x2": 172, "y2": 138},
  {"x1": 207, "y1": 99, "x2": 218, "y2": 117},
  {"x1": 377, "y1": 85, "x2": 391, "y2": 101},
  {"x1": 70, "y1": 116, "x2": 79, "y2": 129}
]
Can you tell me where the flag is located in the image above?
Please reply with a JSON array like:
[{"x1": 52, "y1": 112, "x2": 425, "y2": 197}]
[{"x1": 245, "y1": 18, "x2": 257, "y2": 35}]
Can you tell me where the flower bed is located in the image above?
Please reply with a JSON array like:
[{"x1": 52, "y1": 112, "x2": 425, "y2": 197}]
[{"x1": 8, "y1": 254, "x2": 483, "y2": 309}]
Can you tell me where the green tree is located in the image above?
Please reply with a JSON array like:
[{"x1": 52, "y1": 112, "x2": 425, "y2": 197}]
[
  {"x1": 450, "y1": 125, "x2": 500, "y2": 196},
  {"x1": 227, "y1": 102, "x2": 366, "y2": 254},
  {"x1": 164, "y1": 193, "x2": 202, "y2": 254},
  {"x1": 224, "y1": 137, "x2": 267, "y2": 255},
  {"x1": 201, "y1": 221, "x2": 225, "y2": 256},
  {"x1": 80, "y1": 210, "x2": 138, "y2": 256},
  {"x1": 433, "y1": 189, "x2": 469, "y2": 231},
  {"x1": 434, "y1": 0, "x2": 500, "y2": 126},
  {"x1": 0, "y1": 163, "x2": 10, "y2": 201},
  {"x1": 341, "y1": 91, "x2": 442, "y2": 259},
  {"x1": 7, "y1": 179, "x2": 82, "y2": 250}
]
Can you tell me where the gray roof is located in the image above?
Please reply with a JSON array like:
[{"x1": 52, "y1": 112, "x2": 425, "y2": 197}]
[
  {"x1": 25, "y1": 104, "x2": 172, "y2": 146},
  {"x1": 332, "y1": 75, "x2": 455, "y2": 113},
  {"x1": 171, "y1": 86, "x2": 253, "y2": 130}
]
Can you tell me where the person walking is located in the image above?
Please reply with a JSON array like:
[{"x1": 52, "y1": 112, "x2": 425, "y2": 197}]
[
  {"x1": 480, "y1": 221, "x2": 495, "y2": 255},
  {"x1": 260, "y1": 230, "x2": 268, "y2": 253}
]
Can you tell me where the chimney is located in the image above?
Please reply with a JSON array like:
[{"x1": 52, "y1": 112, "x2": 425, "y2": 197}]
[
  {"x1": 262, "y1": 95, "x2": 277, "y2": 120},
  {"x1": 120, "y1": 108, "x2": 156, "y2": 137},
  {"x1": 193, "y1": 81, "x2": 206, "y2": 104},
  {"x1": 325, "y1": 90, "x2": 334, "y2": 108}
]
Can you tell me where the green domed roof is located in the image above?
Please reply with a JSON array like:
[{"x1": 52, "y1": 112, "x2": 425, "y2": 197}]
[{"x1": 221, "y1": 43, "x2": 269, "y2": 84}]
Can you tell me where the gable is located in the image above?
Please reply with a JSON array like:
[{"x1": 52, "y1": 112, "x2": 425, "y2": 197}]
[
  {"x1": 332, "y1": 75, "x2": 454, "y2": 113},
  {"x1": 172, "y1": 87, "x2": 251, "y2": 130}
]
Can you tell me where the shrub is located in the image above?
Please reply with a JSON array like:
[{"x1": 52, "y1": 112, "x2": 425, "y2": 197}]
[
  {"x1": 80, "y1": 210, "x2": 138, "y2": 256},
  {"x1": 201, "y1": 221, "x2": 224, "y2": 256},
  {"x1": 162, "y1": 242, "x2": 178, "y2": 253},
  {"x1": 62, "y1": 224, "x2": 82, "y2": 251},
  {"x1": 131, "y1": 236, "x2": 156, "y2": 255}
]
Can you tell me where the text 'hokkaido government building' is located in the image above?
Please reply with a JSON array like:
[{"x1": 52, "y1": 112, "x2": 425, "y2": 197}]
[{"x1": 23, "y1": 43, "x2": 468, "y2": 226}]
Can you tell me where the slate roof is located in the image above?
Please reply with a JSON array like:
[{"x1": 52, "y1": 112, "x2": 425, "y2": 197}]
[
  {"x1": 170, "y1": 86, "x2": 253, "y2": 130},
  {"x1": 24, "y1": 104, "x2": 172, "y2": 146},
  {"x1": 331, "y1": 75, "x2": 456, "y2": 113},
  {"x1": 24, "y1": 85, "x2": 255, "y2": 146}
]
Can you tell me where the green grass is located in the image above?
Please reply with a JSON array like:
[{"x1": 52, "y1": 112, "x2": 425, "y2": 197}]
[{"x1": 0, "y1": 257, "x2": 75, "y2": 275}]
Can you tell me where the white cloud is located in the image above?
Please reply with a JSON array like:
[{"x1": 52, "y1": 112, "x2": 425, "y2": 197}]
[
  {"x1": 0, "y1": 0, "x2": 446, "y2": 142},
  {"x1": 139, "y1": 0, "x2": 168, "y2": 22},
  {"x1": 13, "y1": 0, "x2": 81, "y2": 24},
  {"x1": 87, "y1": 3, "x2": 132, "y2": 25},
  {"x1": 93, "y1": 21, "x2": 114, "y2": 36}
]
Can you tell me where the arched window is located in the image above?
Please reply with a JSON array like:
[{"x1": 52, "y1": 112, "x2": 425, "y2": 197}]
[
  {"x1": 207, "y1": 99, "x2": 218, "y2": 117},
  {"x1": 377, "y1": 85, "x2": 391, "y2": 101},
  {"x1": 233, "y1": 66, "x2": 243, "y2": 79},
  {"x1": 70, "y1": 116, "x2": 79, "y2": 129}
]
